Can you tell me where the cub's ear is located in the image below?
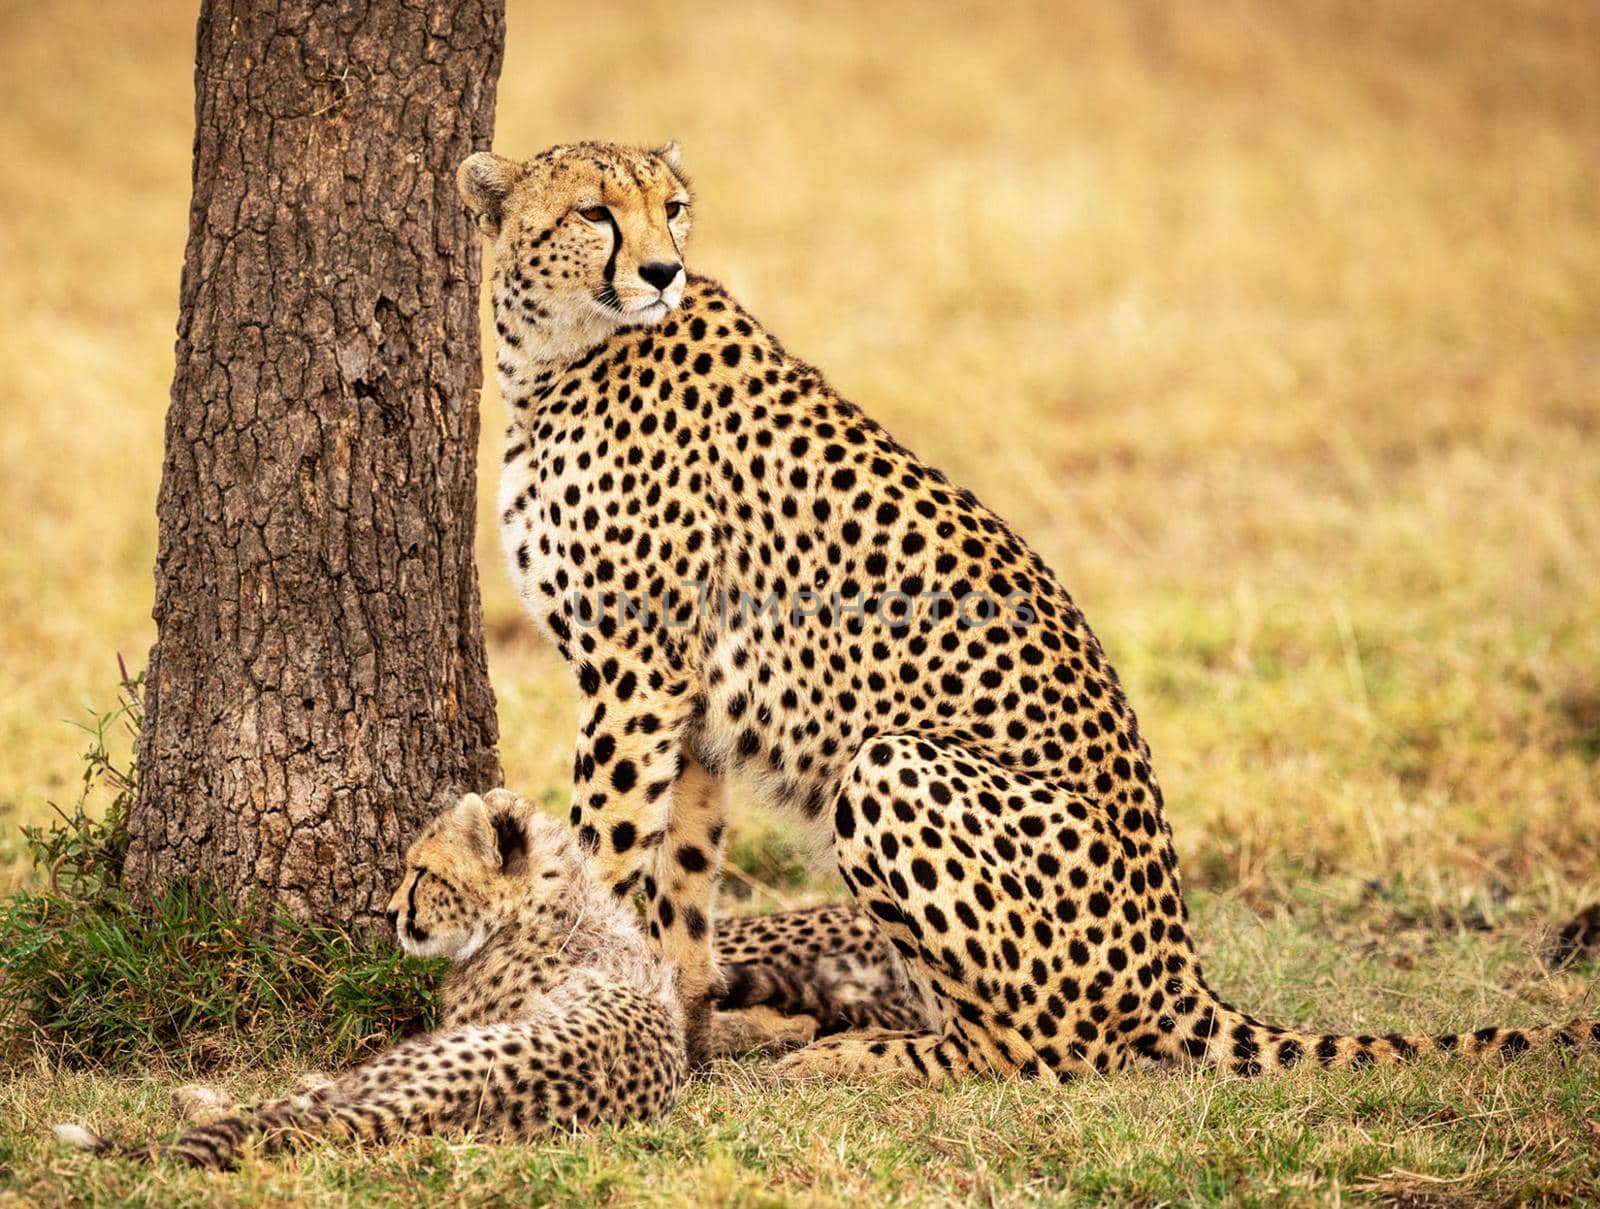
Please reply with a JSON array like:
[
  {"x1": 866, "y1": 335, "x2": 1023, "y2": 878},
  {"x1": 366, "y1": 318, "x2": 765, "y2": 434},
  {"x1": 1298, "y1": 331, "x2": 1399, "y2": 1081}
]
[
  {"x1": 457, "y1": 152, "x2": 523, "y2": 235},
  {"x1": 656, "y1": 139, "x2": 683, "y2": 174},
  {"x1": 490, "y1": 812, "x2": 528, "y2": 876},
  {"x1": 453, "y1": 792, "x2": 499, "y2": 866}
]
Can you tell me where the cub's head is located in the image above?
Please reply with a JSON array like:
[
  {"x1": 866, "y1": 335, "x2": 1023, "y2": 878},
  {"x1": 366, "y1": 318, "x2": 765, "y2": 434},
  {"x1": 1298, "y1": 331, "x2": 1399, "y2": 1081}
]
[
  {"x1": 385, "y1": 789, "x2": 586, "y2": 961},
  {"x1": 459, "y1": 140, "x2": 692, "y2": 337}
]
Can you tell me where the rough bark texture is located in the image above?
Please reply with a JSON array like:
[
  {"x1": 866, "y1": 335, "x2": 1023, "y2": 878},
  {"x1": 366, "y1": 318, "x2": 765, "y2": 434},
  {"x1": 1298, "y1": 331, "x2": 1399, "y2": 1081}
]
[{"x1": 127, "y1": 0, "x2": 505, "y2": 928}]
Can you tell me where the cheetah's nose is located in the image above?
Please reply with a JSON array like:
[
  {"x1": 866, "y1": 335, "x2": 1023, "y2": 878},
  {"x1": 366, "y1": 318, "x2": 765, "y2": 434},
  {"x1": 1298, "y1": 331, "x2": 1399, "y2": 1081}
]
[
  {"x1": 385, "y1": 909, "x2": 399, "y2": 932},
  {"x1": 638, "y1": 261, "x2": 681, "y2": 291}
]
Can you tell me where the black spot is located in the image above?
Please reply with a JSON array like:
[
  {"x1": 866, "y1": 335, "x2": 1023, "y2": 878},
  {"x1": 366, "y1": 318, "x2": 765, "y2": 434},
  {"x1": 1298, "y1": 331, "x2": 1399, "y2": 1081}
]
[
  {"x1": 869, "y1": 899, "x2": 905, "y2": 926},
  {"x1": 835, "y1": 797, "x2": 856, "y2": 839},
  {"x1": 1231, "y1": 1025, "x2": 1261, "y2": 1075},
  {"x1": 1384, "y1": 1033, "x2": 1417, "y2": 1061},
  {"x1": 676, "y1": 845, "x2": 708, "y2": 873},
  {"x1": 684, "y1": 907, "x2": 707, "y2": 940}
]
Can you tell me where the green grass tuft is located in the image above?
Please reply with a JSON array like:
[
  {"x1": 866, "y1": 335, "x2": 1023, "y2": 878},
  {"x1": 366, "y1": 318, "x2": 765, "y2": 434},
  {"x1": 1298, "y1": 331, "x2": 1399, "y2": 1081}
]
[{"x1": 0, "y1": 879, "x2": 444, "y2": 1073}]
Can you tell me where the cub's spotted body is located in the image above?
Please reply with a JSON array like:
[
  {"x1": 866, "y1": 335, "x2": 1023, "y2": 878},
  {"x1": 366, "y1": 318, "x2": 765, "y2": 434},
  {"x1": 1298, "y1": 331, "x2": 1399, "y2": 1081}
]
[
  {"x1": 462, "y1": 141, "x2": 1600, "y2": 1081},
  {"x1": 715, "y1": 904, "x2": 930, "y2": 1039},
  {"x1": 59, "y1": 792, "x2": 687, "y2": 1167}
]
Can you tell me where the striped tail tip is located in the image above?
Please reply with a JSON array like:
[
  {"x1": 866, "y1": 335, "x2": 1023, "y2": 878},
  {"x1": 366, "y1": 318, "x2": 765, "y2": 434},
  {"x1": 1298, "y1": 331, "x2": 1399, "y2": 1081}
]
[
  {"x1": 1165, "y1": 984, "x2": 1600, "y2": 1075},
  {"x1": 53, "y1": 1123, "x2": 109, "y2": 1154}
]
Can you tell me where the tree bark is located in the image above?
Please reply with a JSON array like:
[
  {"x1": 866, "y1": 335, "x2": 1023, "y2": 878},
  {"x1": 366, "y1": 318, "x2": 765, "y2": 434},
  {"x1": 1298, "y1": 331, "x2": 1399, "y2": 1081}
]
[{"x1": 127, "y1": 0, "x2": 505, "y2": 928}]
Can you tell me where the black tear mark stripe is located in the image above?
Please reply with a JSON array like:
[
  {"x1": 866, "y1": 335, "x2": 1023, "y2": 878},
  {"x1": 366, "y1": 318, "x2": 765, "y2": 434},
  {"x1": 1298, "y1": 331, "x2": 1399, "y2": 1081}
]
[
  {"x1": 602, "y1": 212, "x2": 622, "y2": 287},
  {"x1": 407, "y1": 866, "x2": 426, "y2": 922}
]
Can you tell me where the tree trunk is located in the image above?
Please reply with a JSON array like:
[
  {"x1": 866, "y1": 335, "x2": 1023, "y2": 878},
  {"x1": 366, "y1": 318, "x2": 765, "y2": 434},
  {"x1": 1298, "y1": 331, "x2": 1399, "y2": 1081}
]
[{"x1": 127, "y1": 0, "x2": 505, "y2": 929}]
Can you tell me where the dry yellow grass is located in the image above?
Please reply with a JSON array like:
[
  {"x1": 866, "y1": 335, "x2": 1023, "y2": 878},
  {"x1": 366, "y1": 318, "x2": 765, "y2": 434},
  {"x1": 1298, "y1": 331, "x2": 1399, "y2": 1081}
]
[
  {"x1": 2, "y1": 0, "x2": 1595, "y2": 894},
  {"x1": 1, "y1": 1, "x2": 1598, "y2": 1202}
]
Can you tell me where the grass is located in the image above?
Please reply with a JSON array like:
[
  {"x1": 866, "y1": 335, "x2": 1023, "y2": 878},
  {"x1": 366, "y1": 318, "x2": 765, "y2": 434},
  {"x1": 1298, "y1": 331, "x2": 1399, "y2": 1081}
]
[
  {"x1": 0, "y1": 669, "x2": 444, "y2": 1073},
  {"x1": 2, "y1": 895, "x2": 1596, "y2": 1206},
  {"x1": 1, "y1": 0, "x2": 1598, "y2": 1203}
]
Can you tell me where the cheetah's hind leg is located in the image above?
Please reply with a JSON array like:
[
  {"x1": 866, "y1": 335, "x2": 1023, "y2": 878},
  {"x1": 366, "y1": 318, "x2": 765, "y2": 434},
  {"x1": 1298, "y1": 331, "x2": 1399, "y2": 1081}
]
[{"x1": 775, "y1": 734, "x2": 1110, "y2": 1085}]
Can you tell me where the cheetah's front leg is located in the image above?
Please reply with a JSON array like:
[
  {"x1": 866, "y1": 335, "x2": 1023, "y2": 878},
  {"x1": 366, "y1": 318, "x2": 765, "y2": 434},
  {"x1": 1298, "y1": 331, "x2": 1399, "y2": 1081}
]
[
  {"x1": 172, "y1": 1073, "x2": 335, "y2": 1124},
  {"x1": 568, "y1": 680, "x2": 722, "y2": 1059},
  {"x1": 647, "y1": 756, "x2": 727, "y2": 1063},
  {"x1": 569, "y1": 681, "x2": 694, "y2": 896}
]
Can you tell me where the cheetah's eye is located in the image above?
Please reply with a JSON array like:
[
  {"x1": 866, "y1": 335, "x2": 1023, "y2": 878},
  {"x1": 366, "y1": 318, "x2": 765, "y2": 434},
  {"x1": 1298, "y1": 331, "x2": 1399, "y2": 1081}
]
[
  {"x1": 665, "y1": 200, "x2": 687, "y2": 220},
  {"x1": 578, "y1": 205, "x2": 610, "y2": 223}
]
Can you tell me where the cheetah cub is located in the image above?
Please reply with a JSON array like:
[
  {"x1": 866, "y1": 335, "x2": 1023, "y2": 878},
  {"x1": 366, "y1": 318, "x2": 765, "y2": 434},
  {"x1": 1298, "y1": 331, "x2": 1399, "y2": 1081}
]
[
  {"x1": 56, "y1": 790, "x2": 686, "y2": 1169},
  {"x1": 713, "y1": 904, "x2": 930, "y2": 1049},
  {"x1": 463, "y1": 139, "x2": 1599, "y2": 1083}
]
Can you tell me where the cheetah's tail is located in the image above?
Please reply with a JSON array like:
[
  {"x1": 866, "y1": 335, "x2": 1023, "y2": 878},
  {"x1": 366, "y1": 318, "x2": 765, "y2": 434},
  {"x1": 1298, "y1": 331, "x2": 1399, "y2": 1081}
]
[{"x1": 1147, "y1": 981, "x2": 1600, "y2": 1075}]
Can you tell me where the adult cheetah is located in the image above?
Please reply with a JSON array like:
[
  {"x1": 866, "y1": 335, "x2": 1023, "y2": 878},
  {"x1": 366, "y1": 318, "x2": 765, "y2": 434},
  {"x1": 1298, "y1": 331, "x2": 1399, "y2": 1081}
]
[{"x1": 461, "y1": 140, "x2": 1600, "y2": 1081}]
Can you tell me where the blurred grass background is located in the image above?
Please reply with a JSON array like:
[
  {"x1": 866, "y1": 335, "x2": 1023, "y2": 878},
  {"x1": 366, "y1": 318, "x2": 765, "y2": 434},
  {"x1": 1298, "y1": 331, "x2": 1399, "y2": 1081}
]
[
  {"x1": 6, "y1": 0, "x2": 1593, "y2": 908},
  {"x1": 2, "y1": 0, "x2": 1594, "y2": 904},
  {"x1": 3, "y1": 3, "x2": 1599, "y2": 1203}
]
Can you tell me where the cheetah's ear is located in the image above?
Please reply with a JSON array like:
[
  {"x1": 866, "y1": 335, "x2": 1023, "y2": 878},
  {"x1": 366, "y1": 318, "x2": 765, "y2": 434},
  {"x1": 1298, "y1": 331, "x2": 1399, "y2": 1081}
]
[
  {"x1": 656, "y1": 139, "x2": 683, "y2": 174},
  {"x1": 457, "y1": 152, "x2": 523, "y2": 235}
]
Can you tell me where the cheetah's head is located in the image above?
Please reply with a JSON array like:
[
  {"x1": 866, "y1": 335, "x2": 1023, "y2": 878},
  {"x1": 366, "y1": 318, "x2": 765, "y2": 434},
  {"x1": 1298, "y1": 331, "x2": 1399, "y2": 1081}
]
[
  {"x1": 385, "y1": 789, "x2": 588, "y2": 962},
  {"x1": 459, "y1": 140, "x2": 692, "y2": 339}
]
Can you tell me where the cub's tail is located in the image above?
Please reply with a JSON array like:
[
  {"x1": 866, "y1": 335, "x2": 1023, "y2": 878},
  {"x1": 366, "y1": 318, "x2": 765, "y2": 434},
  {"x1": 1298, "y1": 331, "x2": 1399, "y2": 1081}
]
[
  {"x1": 53, "y1": 1123, "x2": 114, "y2": 1157},
  {"x1": 55, "y1": 1098, "x2": 331, "y2": 1170}
]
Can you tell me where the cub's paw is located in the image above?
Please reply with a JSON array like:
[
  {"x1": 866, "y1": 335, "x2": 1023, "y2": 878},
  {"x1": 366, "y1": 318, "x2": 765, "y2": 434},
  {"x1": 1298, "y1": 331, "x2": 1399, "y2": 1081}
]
[
  {"x1": 705, "y1": 1006, "x2": 820, "y2": 1059},
  {"x1": 172, "y1": 1084, "x2": 232, "y2": 1122}
]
